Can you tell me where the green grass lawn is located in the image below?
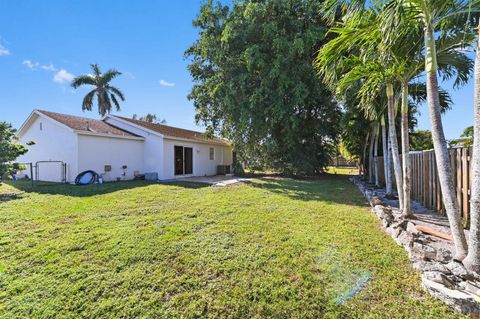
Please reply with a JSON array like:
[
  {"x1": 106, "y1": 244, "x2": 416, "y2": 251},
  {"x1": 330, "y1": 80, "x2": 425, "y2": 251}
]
[{"x1": 0, "y1": 177, "x2": 465, "y2": 318}]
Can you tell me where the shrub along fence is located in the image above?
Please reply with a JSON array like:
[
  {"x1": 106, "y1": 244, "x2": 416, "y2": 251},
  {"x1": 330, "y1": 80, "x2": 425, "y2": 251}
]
[{"x1": 374, "y1": 147, "x2": 471, "y2": 226}]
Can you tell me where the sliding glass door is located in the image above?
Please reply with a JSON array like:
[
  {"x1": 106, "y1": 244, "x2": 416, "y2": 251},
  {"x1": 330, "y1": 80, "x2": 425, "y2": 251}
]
[
  {"x1": 174, "y1": 146, "x2": 193, "y2": 175},
  {"x1": 184, "y1": 147, "x2": 193, "y2": 174}
]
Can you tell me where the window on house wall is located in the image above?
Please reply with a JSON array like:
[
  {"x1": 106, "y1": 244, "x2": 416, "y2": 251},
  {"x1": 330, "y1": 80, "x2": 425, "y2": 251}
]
[
  {"x1": 209, "y1": 147, "x2": 214, "y2": 160},
  {"x1": 39, "y1": 122, "x2": 43, "y2": 131}
]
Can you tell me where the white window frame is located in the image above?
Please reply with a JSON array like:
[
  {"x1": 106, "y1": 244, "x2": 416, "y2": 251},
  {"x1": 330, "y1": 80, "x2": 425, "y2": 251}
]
[{"x1": 209, "y1": 147, "x2": 215, "y2": 160}]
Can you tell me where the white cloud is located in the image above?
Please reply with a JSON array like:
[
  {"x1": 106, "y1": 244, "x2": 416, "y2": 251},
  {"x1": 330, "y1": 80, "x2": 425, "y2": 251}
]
[
  {"x1": 22, "y1": 59, "x2": 39, "y2": 69},
  {"x1": 22, "y1": 59, "x2": 73, "y2": 86},
  {"x1": 0, "y1": 44, "x2": 9, "y2": 56},
  {"x1": 53, "y1": 69, "x2": 74, "y2": 84},
  {"x1": 159, "y1": 79, "x2": 175, "y2": 87},
  {"x1": 23, "y1": 60, "x2": 59, "y2": 72},
  {"x1": 41, "y1": 64, "x2": 57, "y2": 72}
]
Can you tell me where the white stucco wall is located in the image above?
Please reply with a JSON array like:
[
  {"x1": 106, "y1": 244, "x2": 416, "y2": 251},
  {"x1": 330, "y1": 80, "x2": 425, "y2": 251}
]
[
  {"x1": 162, "y1": 138, "x2": 233, "y2": 180},
  {"x1": 77, "y1": 134, "x2": 144, "y2": 181},
  {"x1": 104, "y1": 116, "x2": 233, "y2": 180},
  {"x1": 104, "y1": 117, "x2": 164, "y2": 178},
  {"x1": 17, "y1": 114, "x2": 78, "y2": 182}
]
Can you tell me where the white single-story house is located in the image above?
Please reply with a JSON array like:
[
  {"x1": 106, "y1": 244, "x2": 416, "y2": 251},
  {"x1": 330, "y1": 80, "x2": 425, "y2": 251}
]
[{"x1": 16, "y1": 110, "x2": 233, "y2": 183}]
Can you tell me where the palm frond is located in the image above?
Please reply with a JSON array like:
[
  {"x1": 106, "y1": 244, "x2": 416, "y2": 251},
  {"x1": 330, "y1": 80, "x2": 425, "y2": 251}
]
[
  {"x1": 409, "y1": 82, "x2": 453, "y2": 113},
  {"x1": 81, "y1": 89, "x2": 97, "y2": 112},
  {"x1": 101, "y1": 69, "x2": 122, "y2": 85},
  {"x1": 110, "y1": 93, "x2": 121, "y2": 111},
  {"x1": 71, "y1": 75, "x2": 96, "y2": 88},
  {"x1": 100, "y1": 91, "x2": 112, "y2": 116},
  {"x1": 107, "y1": 85, "x2": 125, "y2": 101},
  {"x1": 322, "y1": 0, "x2": 368, "y2": 24},
  {"x1": 437, "y1": 50, "x2": 474, "y2": 87},
  {"x1": 91, "y1": 64, "x2": 101, "y2": 77},
  {"x1": 436, "y1": 30, "x2": 475, "y2": 88}
]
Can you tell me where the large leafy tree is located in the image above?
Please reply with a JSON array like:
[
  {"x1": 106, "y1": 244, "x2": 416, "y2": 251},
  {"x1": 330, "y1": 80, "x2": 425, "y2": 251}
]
[
  {"x1": 71, "y1": 64, "x2": 125, "y2": 116},
  {"x1": 186, "y1": 0, "x2": 340, "y2": 175},
  {"x1": 410, "y1": 130, "x2": 434, "y2": 150},
  {"x1": 0, "y1": 122, "x2": 27, "y2": 180}
]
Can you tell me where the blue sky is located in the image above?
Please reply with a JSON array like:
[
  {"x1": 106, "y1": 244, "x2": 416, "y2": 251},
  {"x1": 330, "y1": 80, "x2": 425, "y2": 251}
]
[{"x1": 0, "y1": 0, "x2": 475, "y2": 139}]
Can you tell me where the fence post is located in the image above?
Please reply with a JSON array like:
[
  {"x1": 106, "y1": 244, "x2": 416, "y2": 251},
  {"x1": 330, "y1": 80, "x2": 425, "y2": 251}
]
[
  {"x1": 29, "y1": 163, "x2": 34, "y2": 188},
  {"x1": 462, "y1": 148, "x2": 469, "y2": 226},
  {"x1": 456, "y1": 148, "x2": 462, "y2": 214}
]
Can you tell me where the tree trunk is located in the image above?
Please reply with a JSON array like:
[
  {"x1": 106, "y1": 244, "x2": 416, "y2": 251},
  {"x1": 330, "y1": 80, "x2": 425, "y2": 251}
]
[
  {"x1": 362, "y1": 132, "x2": 370, "y2": 179},
  {"x1": 374, "y1": 124, "x2": 380, "y2": 187},
  {"x1": 464, "y1": 22, "x2": 480, "y2": 273},
  {"x1": 382, "y1": 115, "x2": 393, "y2": 194},
  {"x1": 387, "y1": 83, "x2": 404, "y2": 211},
  {"x1": 387, "y1": 133, "x2": 394, "y2": 195},
  {"x1": 369, "y1": 128, "x2": 375, "y2": 184},
  {"x1": 425, "y1": 26, "x2": 468, "y2": 260},
  {"x1": 401, "y1": 82, "x2": 412, "y2": 218}
]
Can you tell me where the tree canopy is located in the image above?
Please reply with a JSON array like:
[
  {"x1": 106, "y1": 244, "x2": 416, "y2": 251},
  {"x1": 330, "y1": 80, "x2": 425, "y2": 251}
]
[
  {"x1": 132, "y1": 113, "x2": 167, "y2": 124},
  {"x1": 0, "y1": 122, "x2": 27, "y2": 179},
  {"x1": 449, "y1": 126, "x2": 474, "y2": 147},
  {"x1": 186, "y1": 0, "x2": 340, "y2": 175},
  {"x1": 410, "y1": 130, "x2": 434, "y2": 151}
]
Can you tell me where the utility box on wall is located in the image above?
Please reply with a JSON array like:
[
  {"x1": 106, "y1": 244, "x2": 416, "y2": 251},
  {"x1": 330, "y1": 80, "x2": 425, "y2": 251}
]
[
  {"x1": 144, "y1": 172, "x2": 158, "y2": 181},
  {"x1": 217, "y1": 165, "x2": 231, "y2": 175}
]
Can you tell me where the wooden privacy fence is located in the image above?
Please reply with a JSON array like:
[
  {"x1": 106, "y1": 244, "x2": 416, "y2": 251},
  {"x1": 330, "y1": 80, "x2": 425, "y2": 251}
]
[
  {"x1": 374, "y1": 147, "x2": 472, "y2": 225},
  {"x1": 330, "y1": 155, "x2": 356, "y2": 167}
]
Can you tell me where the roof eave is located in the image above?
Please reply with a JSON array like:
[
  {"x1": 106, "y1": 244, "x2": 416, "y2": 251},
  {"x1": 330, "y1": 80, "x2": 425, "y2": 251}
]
[
  {"x1": 104, "y1": 115, "x2": 165, "y2": 138},
  {"x1": 74, "y1": 130, "x2": 145, "y2": 141},
  {"x1": 163, "y1": 135, "x2": 231, "y2": 146},
  {"x1": 17, "y1": 110, "x2": 76, "y2": 137}
]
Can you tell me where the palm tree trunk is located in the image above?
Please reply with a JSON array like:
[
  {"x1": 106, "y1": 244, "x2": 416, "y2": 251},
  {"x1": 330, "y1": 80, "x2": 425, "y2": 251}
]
[
  {"x1": 387, "y1": 83, "x2": 404, "y2": 211},
  {"x1": 388, "y1": 133, "x2": 394, "y2": 195},
  {"x1": 464, "y1": 22, "x2": 480, "y2": 273},
  {"x1": 369, "y1": 128, "x2": 375, "y2": 184},
  {"x1": 425, "y1": 26, "x2": 468, "y2": 260},
  {"x1": 401, "y1": 82, "x2": 412, "y2": 218},
  {"x1": 382, "y1": 115, "x2": 393, "y2": 194},
  {"x1": 374, "y1": 124, "x2": 380, "y2": 187},
  {"x1": 362, "y1": 132, "x2": 370, "y2": 179}
]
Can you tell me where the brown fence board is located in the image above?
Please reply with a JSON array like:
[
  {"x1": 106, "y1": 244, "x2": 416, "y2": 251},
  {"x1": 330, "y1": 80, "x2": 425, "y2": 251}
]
[
  {"x1": 457, "y1": 148, "x2": 463, "y2": 213},
  {"x1": 374, "y1": 146, "x2": 471, "y2": 225},
  {"x1": 463, "y1": 148, "x2": 470, "y2": 226}
]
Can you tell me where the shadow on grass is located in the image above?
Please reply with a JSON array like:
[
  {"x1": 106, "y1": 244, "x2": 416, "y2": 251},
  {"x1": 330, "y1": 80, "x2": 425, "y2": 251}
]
[
  {"x1": 157, "y1": 181, "x2": 211, "y2": 189},
  {"x1": 246, "y1": 174, "x2": 367, "y2": 207},
  {"x1": 5, "y1": 175, "x2": 365, "y2": 208},
  {"x1": 0, "y1": 191, "x2": 25, "y2": 203},
  {"x1": 5, "y1": 179, "x2": 209, "y2": 198}
]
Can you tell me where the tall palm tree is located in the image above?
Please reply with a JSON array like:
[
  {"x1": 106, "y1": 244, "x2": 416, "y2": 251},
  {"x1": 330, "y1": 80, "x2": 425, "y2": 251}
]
[
  {"x1": 368, "y1": 126, "x2": 375, "y2": 183},
  {"x1": 373, "y1": 122, "x2": 381, "y2": 187},
  {"x1": 320, "y1": 2, "x2": 475, "y2": 260},
  {"x1": 464, "y1": 20, "x2": 480, "y2": 273},
  {"x1": 386, "y1": 82, "x2": 405, "y2": 210},
  {"x1": 71, "y1": 64, "x2": 125, "y2": 116},
  {"x1": 381, "y1": 115, "x2": 393, "y2": 194},
  {"x1": 316, "y1": 9, "x2": 406, "y2": 210},
  {"x1": 381, "y1": 0, "x2": 476, "y2": 260}
]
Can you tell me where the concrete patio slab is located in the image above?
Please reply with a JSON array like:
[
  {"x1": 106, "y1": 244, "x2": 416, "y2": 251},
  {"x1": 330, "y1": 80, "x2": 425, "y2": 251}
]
[{"x1": 167, "y1": 175, "x2": 250, "y2": 186}]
